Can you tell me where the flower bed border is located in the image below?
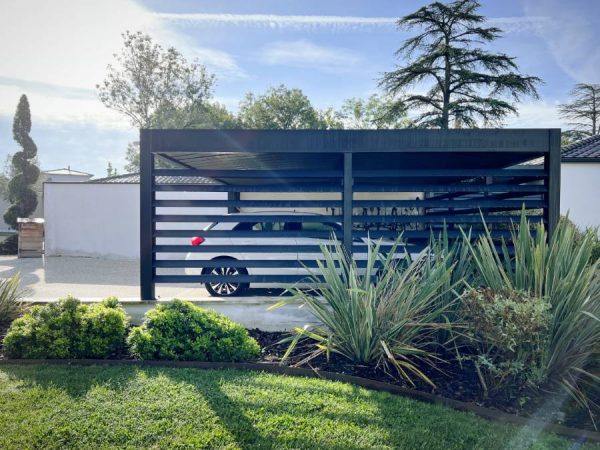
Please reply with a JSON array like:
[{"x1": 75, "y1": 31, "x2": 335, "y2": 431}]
[{"x1": 1, "y1": 358, "x2": 598, "y2": 443}]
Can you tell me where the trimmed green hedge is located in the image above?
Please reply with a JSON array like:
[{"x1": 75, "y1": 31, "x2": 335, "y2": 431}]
[
  {"x1": 128, "y1": 300, "x2": 260, "y2": 362},
  {"x1": 3, "y1": 296, "x2": 128, "y2": 359}
]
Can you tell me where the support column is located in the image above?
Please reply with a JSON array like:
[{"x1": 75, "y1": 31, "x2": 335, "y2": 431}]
[
  {"x1": 343, "y1": 153, "x2": 353, "y2": 254},
  {"x1": 140, "y1": 129, "x2": 155, "y2": 300},
  {"x1": 545, "y1": 129, "x2": 561, "y2": 240}
]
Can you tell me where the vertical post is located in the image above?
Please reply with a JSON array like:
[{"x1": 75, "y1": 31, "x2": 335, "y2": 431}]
[
  {"x1": 545, "y1": 129, "x2": 561, "y2": 240},
  {"x1": 140, "y1": 129, "x2": 155, "y2": 300},
  {"x1": 228, "y1": 191, "x2": 240, "y2": 213},
  {"x1": 343, "y1": 152, "x2": 353, "y2": 254}
]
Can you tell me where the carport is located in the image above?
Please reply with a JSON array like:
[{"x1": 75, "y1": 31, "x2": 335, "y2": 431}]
[{"x1": 140, "y1": 129, "x2": 560, "y2": 300}]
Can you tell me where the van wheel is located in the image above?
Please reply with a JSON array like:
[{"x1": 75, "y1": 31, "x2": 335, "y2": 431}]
[{"x1": 202, "y1": 263, "x2": 249, "y2": 297}]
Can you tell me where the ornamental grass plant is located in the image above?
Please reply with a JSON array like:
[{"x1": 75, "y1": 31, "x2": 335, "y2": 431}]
[{"x1": 274, "y1": 238, "x2": 458, "y2": 387}]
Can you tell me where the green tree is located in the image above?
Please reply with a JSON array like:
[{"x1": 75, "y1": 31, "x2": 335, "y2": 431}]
[
  {"x1": 340, "y1": 94, "x2": 412, "y2": 129},
  {"x1": 379, "y1": 0, "x2": 541, "y2": 129},
  {"x1": 97, "y1": 31, "x2": 215, "y2": 129},
  {"x1": 238, "y1": 85, "x2": 336, "y2": 129},
  {"x1": 559, "y1": 83, "x2": 600, "y2": 143},
  {"x1": 1, "y1": 95, "x2": 40, "y2": 254},
  {"x1": 106, "y1": 162, "x2": 118, "y2": 178}
]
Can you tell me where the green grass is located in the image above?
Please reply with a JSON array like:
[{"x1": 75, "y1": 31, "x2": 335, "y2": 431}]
[{"x1": 0, "y1": 364, "x2": 594, "y2": 449}]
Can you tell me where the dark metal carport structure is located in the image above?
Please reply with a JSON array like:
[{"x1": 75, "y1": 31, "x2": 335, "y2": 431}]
[{"x1": 140, "y1": 129, "x2": 560, "y2": 300}]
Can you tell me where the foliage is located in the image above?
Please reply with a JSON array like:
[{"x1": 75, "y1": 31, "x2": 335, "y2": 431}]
[
  {"x1": 339, "y1": 94, "x2": 412, "y2": 129},
  {"x1": 564, "y1": 216, "x2": 600, "y2": 263},
  {"x1": 3, "y1": 95, "x2": 40, "y2": 230},
  {"x1": 0, "y1": 235, "x2": 18, "y2": 256},
  {"x1": 106, "y1": 162, "x2": 117, "y2": 177},
  {"x1": 274, "y1": 238, "x2": 457, "y2": 386},
  {"x1": 559, "y1": 83, "x2": 600, "y2": 138},
  {"x1": 128, "y1": 300, "x2": 260, "y2": 361},
  {"x1": 0, "y1": 274, "x2": 28, "y2": 329},
  {"x1": 0, "y1": 365, "x2": 578, "y2": 450},
  {"x1": 379, "y1": 0, "x2": 541, "y2": 128},
  {"x1": 3, "y1": 297, "x2": 128, "y2": 359},
  {"x1": 459, "y1": 287, "x2": 551, "y2": 398},
  {"x1": 97, "y1": 31, "x2": 215, "y2": 129},
  {"x1": 238, "y1": 85, "x2": 337, "y2": 129},
  {"x1": 462, "y1": 213, "x2": 600, "y2": 423}
]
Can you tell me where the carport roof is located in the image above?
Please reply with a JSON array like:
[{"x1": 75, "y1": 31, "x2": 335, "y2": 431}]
[{"x1": 143, "y1": 129, "x2": 555, "y2": 186}]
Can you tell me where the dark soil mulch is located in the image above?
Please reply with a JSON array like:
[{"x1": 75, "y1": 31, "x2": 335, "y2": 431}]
[{"x1": 247, "y1": 328, "x2": 595, "y2": 431}]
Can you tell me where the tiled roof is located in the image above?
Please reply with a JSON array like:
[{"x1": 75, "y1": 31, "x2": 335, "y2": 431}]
[
  {"x1": 88, "y1": 173, "x2": 221, "y2": 185},
  {"x1": 562, "y1": 134, "x2": 600, "y2": 161}
]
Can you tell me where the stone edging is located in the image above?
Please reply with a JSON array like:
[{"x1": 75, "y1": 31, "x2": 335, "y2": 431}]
[{"x1": 1, "y1": 358, "x2": 598, "y2": 443}]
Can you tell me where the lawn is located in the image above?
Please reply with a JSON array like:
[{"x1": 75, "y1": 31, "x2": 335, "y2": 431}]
[{"x1": 0, "y1": 364, "x2": 593, "y2": 449}]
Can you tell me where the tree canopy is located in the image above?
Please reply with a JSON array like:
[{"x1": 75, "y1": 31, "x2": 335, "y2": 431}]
[
  {"x1": 97, "y1": 31, "x2": 215, "y2": 129},
  {"x1": 238, "y1": 85, "x2": 339, "y2": 129},
  {"x1": 339, "y1": 94, "x2": 411, "y2": 129},
  {"x1": 379, "y1": 0, "x2": 541, "y2": 128},
  {"x1": 559, "y1": 83, "x2": 600, "y2": 142}
]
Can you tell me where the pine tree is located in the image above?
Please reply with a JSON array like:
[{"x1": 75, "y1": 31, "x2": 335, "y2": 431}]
[
  {"x1": 4, "y1": 95, "x2": 40, "y2": 229},
  {"x1": 379, "y1": 0, "x2": 541, "y2": 129}
]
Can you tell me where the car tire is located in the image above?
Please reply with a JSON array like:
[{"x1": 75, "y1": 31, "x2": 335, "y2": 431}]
[{"x1": 202, "y1": 260, "x2": 249, "y2": 297}]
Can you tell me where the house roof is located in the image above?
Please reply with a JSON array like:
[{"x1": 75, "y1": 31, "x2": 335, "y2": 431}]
[
  {"x1": 43, "y1": 167, "x2": 93, "y2": 176},
  {"x1": 88, "y1": 173, "x2": 221, "y2": 185},
  {"x1": 562, "y1": 134, "x2": 600, "y2": 162}
]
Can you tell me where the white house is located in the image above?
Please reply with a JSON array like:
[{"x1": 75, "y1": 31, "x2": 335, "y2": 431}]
[
  {"x1": 0, "y1": 167, "x2": 92, "y2": 232},
  {"x1": 43, "y1": 173, "x2": 227, "y2": 259},
  {"x1": 559, "y1": 135, "x2": 600, "y2": 229}
]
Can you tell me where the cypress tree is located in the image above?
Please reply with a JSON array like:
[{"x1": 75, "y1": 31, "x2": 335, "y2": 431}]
[{"x1": 1, "y1": 95, "x2": 40, "y2": 253}]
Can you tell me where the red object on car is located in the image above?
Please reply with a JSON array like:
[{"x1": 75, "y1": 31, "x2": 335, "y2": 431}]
[{"x1": 191, "y1": 236, "x2": 205, "y2": 246}]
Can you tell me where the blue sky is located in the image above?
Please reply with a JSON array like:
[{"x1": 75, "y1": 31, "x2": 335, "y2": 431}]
[{"x1": 0, "y1": 0, "x2": 598, "y2": 177}]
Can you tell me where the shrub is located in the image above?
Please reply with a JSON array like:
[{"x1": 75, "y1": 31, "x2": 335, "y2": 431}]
[
  {"x1": 459, "y1": 287, "x2": 551, "y2": 398},
  {"x1": 0, "y1": 274, "x2": 28, "y2": 329},
  {"x1": 128, "y1": 300, "x2": 260, "y2": 361},
  {"x1": 3, "y1": 297, "x2": 128, "y2": 359},
  {"x1": 274, "y1": 238, "x2": 457, "y2": 387},
  {"x1": 462, "y1": 212, "x2": 600, "y2": 421}
]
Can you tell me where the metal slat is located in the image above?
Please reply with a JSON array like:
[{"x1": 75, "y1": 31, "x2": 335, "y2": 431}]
[
  {"x1": 353, "y1": 184, "x2": 547, "y2": 193},
  {"x1": 153, "y1": 199, "x2": 343, "y2": 208},
  {"x1": 154, "y1": 244, "x2": 402, "y2": 253},
  {"x1": 153, "y1": 199, "x2": 544, "y2": 209},
  {"x1": 154, "y1": 275, "x2": 324, "y2": 283},
  {"x1": 352, "y1": 169, "x2": 547, "y2": 178},
  {"x1": 153, "y1": 169, "x2": 343, "y2": 178},
  {"x1": 154, "y1": 184, "x2": 342, "y2": 193},
  {"x1": 154, "y1": 214, "x2": 344, "y2": 223}
]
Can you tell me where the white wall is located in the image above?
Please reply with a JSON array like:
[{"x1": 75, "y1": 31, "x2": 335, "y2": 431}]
[
  {"x1": 561, "y1": 162, "x2": 600, "y2": 229},
  {"x1": 44, "y1": 183, "x2": 227, "y2": 259}
]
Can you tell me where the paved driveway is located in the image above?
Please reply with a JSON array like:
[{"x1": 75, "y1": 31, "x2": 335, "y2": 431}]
[{"x1": 0, "y1": 256, "x2": 208, "y2": 301}]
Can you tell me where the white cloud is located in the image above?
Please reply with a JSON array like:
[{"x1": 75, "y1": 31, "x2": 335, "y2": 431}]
[
  {"x1": 504, "y1": 100, "x2": 566, "y2": 129},
  {"x1": 260, "y1": 40, "x2": 362, "y2": 73},
  {"x1": 155, "y1": 12, "x2": 546, "y2": 34},
  {"x1": 0, "y1": 0, "x2": 244, "y2": 128},
  {"x1": 154, "y1": 13, "x2": 396, "y2": 31},
  {"x1": 524, "y1": 0, "x2": 600, "y2": 83}
]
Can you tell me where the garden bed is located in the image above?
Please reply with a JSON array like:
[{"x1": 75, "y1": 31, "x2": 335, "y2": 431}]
[{"x1": 248, "y1": 329, "x2": 596, "y2": 433}]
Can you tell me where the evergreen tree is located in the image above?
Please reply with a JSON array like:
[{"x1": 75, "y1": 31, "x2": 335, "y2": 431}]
[
  {"x1": 379, "y1": 0, "x2": 541, "y2": 128},
  {"x1": 4, "y1": 95, "x2": 40, "y2": 228}
]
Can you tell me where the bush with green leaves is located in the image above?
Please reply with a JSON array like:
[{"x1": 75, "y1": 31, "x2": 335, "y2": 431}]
[
  {"x1": 462, "y1": 213, "x2": 600, "y2": 422},
  {"x1": 128, "y1": 300, "x2": 260, "y2": 361},
  {"x1": 3, "y1": 296, "x2": 128, "y2": 359},
  {"x1": 459, "y1": 287, "x2": 551, "y2": 398},
  {"x1": 274, "y1": 238, "x2": 457, "y2": 387},
  {"x1": 0, "y1": 274, "x2": 28, "y2": 330}
]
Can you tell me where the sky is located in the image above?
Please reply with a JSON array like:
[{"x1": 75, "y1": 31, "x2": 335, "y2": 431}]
[{"x1": 0, "y1": 0, "x2": 598, "y2": 177}]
